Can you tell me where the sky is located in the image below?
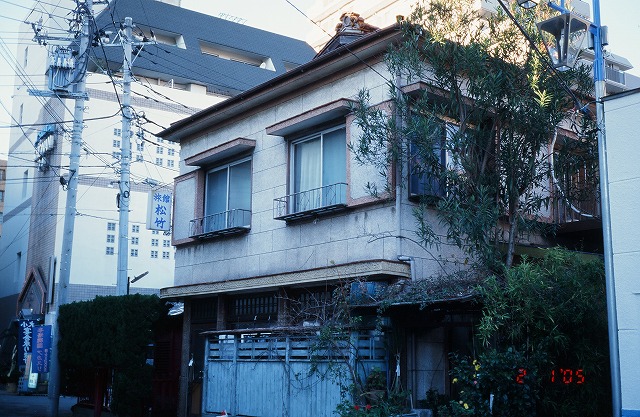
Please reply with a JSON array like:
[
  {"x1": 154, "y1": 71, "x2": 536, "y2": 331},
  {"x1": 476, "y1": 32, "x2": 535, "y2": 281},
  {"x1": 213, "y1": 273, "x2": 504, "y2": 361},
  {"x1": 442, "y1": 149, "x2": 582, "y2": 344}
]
[{"x1": 0, "y1": 0, "x2": 639, "y2": 158}]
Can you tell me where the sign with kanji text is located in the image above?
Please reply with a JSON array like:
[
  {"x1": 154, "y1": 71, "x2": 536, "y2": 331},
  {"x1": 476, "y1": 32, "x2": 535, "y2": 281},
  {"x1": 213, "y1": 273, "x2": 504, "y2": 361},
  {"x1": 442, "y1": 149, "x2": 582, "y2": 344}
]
[
  {"x1": 32, "y1": 325, "x2": 52, "y2": 373},
  {"x1": 147, "y1": 190, "x2": 172, "y2": 231},
  {"x1": 18, "y1": 320, "x2": 36, "y2": 367}
]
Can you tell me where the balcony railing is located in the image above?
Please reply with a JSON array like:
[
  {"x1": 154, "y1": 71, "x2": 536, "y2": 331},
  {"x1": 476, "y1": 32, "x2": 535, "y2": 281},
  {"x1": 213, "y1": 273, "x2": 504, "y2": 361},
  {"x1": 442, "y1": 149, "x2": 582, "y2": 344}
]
[
  {"x1": 190, "y1": 208, "x2": 251, "y2": 238},
  {"x1": 605, "y1": 67, "x2": 626, "y2": 85},
  {"x1": 273, "y1": 182, "x2": 347, "y2": 221},
  {"x1": 553, "y1": 193, "x2": 601, "y2": 224}
]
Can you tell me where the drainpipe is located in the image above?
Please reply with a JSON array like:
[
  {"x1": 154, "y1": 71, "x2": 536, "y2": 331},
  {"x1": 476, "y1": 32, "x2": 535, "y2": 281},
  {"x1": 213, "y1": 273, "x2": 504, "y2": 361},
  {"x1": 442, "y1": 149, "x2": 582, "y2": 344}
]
[
  {"x1": 395, "y1": 73, "x2": 404, "y2": 259},
  {"x1": 397, "y1": 255, "x2": 416, "y2": 282},
  {"x1": 393, "y1": 75, "x2": 416, "y2": 283}
]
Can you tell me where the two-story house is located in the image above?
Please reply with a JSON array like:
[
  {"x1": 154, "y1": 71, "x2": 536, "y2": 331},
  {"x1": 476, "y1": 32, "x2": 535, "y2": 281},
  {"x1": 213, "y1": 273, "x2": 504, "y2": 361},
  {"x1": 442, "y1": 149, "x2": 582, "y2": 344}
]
[{"x1": 159, "y1": 14, "x2": 484, "y2": 417}]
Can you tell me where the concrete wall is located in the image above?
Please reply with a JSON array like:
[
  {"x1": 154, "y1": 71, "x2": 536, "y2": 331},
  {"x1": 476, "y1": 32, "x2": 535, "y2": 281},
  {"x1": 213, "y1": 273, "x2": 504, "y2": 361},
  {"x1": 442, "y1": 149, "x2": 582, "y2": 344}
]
[
  {"x1": 604, "y1": 90, "x2": 640, "y2": 417},
  {"x1": 173, "y1": 59, "x2": 467, "y2": 287}
]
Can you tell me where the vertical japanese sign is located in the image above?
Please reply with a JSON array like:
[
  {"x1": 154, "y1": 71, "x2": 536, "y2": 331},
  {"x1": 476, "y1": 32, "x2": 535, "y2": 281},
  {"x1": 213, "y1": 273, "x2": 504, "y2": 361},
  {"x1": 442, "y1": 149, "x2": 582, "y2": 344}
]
[
  {"x1": 147, "y1": 190, "x2": 172, "y2": 231},
  {"x1": 32, "y1": 325, "x2": 52, "y2": 373},
  {"x1": 18, "y1": 319, "x2": 36, "y2": 367}
]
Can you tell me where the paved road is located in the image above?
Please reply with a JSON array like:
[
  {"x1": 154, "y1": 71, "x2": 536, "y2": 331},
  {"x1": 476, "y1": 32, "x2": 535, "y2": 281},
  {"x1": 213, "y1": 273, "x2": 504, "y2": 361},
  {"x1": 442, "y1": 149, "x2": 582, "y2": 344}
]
[{"x1": 0, "y1": 388, "x2": 76, "y2": 417}]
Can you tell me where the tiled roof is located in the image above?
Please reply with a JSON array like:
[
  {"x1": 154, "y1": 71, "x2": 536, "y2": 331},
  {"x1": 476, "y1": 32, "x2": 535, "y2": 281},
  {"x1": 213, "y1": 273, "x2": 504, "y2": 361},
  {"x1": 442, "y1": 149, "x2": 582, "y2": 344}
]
[{"x1": 91, "y1": 0, "x2": 316, "y2": 96}]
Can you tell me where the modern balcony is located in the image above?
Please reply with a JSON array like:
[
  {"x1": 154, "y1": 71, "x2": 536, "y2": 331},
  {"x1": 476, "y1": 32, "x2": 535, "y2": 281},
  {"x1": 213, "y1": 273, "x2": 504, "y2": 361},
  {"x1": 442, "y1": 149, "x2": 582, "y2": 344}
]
[
  {"x1": 190, "y1": 208, "x2": 251, "y2": 239},
  {"x1": 273, "y1": 183, "x2": 347, "y2": 221}
]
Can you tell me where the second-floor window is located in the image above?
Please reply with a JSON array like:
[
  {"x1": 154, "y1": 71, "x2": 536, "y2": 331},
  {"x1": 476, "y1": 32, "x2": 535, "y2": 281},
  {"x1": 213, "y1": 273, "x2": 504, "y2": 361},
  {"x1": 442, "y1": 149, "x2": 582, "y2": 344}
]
[
  {"x1": 291, "y1": 126, "x2": 346, "y2": 212},
  {"x1": 203, "y1": 158, "x2": 252, "y2": 233},
  {"x1": 409, "y1": 122, "x2": 460, "y2": 199}
]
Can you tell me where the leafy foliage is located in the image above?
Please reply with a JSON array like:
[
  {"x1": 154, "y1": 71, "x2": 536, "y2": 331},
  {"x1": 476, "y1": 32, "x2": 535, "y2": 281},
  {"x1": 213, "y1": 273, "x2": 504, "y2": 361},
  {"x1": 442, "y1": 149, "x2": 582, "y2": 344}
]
[
  {"x1": 442, "y1": 249, "x2": 609, "y2": 417},
  {"x1": 351, "y1": 0, "x2": 597, "y2": 271},
  {"x1": 58, "y1": 295, "x2": 165, "y2": 415}
]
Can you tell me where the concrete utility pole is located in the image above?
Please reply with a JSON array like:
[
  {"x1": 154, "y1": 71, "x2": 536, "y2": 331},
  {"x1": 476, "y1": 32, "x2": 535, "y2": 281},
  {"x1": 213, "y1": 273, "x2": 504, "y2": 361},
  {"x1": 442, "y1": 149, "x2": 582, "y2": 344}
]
[
  {"x1": 44, "y1": 1, "x2": 93, "y2": 416},
  {"x1": 106, "y1": 17, "x2": 155, "y2": 295},
  {"x1": 116, "y1": 17, "x2": 134, "y2": 296}
]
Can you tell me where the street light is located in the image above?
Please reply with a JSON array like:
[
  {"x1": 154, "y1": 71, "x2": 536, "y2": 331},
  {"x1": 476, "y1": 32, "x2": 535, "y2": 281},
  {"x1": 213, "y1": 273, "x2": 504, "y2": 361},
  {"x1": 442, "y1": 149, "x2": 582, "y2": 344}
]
[
  {"x1": 536, "y1": 12, "x2": 590, "y2": 71},
  {"x1": 127, "y1": 271, "x2": 149, "y2": 295},
  {"x1": 517, "y1": 0, "x2": 539, "y2": 9},
  {"x1": 518, "y1": 1, "x2": 621, "y2": 416}
]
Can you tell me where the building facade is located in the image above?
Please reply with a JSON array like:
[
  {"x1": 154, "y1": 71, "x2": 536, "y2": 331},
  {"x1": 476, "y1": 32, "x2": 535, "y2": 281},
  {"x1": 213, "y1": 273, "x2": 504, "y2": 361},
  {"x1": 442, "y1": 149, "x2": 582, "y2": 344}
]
[
  {"x1": 603, "y1": 88, "x2": 640, "y2": 417},
  {"x1": 159, "y1": 16, "x2": 500, "y2": 416},
  {"x1": 159, "y1": 3, "x2": 640, "y2": 414}
]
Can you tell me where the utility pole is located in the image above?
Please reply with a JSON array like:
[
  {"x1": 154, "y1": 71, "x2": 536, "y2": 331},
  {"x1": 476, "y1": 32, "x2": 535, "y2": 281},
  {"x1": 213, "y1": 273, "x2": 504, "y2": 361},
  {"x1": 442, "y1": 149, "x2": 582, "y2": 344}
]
[
  {"x1": 109, "y1": 17, "x2": 154, "y2": 295},
  {"x1": 28, "y1": 1, "x2": 94, "y2": 416},
  {"x1": 117, "y1": 17, "x2": 134, "y2": 295}
]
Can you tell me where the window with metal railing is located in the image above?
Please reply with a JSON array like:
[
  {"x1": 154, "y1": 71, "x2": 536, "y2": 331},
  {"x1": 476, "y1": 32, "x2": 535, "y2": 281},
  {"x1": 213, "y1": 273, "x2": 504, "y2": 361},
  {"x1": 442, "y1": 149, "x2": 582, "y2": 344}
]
[
  {"x1": 274, "y1": 125, "x2": 347, "y2": 220},
  {"x1": 190, "y1": 157, "x2": 252, "y2": 238}
]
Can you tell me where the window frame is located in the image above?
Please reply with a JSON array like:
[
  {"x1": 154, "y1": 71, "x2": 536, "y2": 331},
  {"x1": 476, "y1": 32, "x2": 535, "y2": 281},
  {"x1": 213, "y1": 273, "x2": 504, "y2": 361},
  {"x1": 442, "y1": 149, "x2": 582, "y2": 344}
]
[
  {"x1": 194, "y1": 156, "x2": 253, "y2": 237},
  {"x1": 274, "y1": 124, "x2": 347, "y2": 220},
  {"x1": 408, "y1": 120, "x2": 460, "y2": 200}
]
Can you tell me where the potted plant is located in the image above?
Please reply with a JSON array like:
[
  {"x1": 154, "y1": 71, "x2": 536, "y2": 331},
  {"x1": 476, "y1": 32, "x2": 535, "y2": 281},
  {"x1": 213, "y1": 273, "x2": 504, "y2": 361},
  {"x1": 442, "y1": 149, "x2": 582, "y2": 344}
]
[{"x1": 364, "y1": 368, "x2": 387, "y2": 403}]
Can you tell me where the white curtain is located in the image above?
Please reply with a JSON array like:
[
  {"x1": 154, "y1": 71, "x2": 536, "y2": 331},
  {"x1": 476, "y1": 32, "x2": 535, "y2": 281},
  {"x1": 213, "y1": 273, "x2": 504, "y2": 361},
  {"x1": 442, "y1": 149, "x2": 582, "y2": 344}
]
[{"x1": 294, "y1": 137, "x2": 321, "y2": 209}]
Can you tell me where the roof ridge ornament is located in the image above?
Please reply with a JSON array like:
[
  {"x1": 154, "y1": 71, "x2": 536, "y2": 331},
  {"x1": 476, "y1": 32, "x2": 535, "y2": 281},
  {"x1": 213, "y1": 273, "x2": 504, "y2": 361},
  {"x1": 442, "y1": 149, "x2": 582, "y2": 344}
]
[{"x1": 335, "y1": 12, "x2": 377, "y2": 35}]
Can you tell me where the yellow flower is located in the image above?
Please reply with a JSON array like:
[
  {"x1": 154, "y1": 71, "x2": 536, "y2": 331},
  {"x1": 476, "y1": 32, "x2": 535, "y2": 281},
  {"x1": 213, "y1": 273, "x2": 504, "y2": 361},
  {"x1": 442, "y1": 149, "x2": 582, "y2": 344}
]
[
  {"x1": 452, "y1": 378, "x2": 458, "y2": 384},
  {"x1": 464, "y1": 403, "x2": 469, "y2": 410}
]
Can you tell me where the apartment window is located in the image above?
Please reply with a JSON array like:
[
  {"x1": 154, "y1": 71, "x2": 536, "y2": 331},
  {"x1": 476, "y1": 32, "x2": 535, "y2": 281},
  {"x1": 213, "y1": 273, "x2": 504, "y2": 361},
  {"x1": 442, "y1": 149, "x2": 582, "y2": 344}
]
[
  {"x1": 106, "y1": 247, "x2": 115, "y2": 255},
  {"x1": 132, "y1": 224, "x2": 140, "y2": 233},
  {"x1": 113, "y1": 139, "x2": 121, "y2": 148},
  {"x1": 0, "y1": 169, "x2": 5, "y2": 180},
  {"x1": 0, "y1": 191, "x2": 4, "y2": 202},
  {"x1": 157, "y1": 146, "x2": 163, "y2": 154},
  {"x1": 114, "y1": 128, "x2": 122, "y2": 137},
  {"x1": 131, "y1": 237, "x2": 139, "y2": 245},
  {"x1": 156, "y1": 158, "x2": 163, "y2": 166},
  {"x1": 130, "y1": 249, "x2": 138, "y2": 257},
  {"x1": 168, "y1": 148, "x2": 175, "y2": 156},
  {"x1": 151, "y1": 250, "x2": 158, "y2": 259},
  {"x1": 137, "y1": 142, "x2": 144, "y2": 152},
  {"x1": 152, "y1": 230, "x2": 159, "y2": 235},
  {"x1": 107, "y1": 222, "x2": 116, "y2": 231},
  {"x1": 162, "y1": 251, "x2": 170, "y2": 259},
  {"x1": 167, "y1": 159, "x2": 174, "y2": 168},
  {"x1": 106, "y1": 234, "x2": 115, "y2": 243},
  {"x1": 15, "y1": 252, "x2": 22, "y2": 284},
  {"x1": 19, "y1": 104, "x2": 23, "y2": 124},
  {"x1": 163, "y1": 239, "x2": 170, "y2": 247},
  {"x1": 112, "y1": 151, "x2": 121, "y2": 159},
  {"x1": 136, "y1": 155, "x2": 144, "y2": 162},
  {"x1": 151, "y1": 239, "x2": 159, "y2": 247},
  {"x1": 22, "y1": 170, "x2": 28, "y2": 198},
  {"x1": 201, "y1": 158, "x2": 251, "y2": 234},
  {"x1": 290, "y1": 126, "x2": 346, "y2": 212},
  {"x1": 23, "y1": 46, "x2": 28, "y2": 67}
]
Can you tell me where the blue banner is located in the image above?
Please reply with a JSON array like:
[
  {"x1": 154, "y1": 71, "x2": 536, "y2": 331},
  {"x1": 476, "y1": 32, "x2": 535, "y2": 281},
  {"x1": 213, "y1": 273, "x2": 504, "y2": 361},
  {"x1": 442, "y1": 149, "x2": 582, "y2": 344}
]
[{"x1": 32, "y1": 325, "x2": 52, "y2": 373}]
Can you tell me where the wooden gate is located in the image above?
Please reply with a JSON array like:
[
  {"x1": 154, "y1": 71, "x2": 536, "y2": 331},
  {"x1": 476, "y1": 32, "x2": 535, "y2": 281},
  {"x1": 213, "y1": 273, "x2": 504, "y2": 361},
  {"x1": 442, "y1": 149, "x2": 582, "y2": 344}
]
[{"x1": 203, "y1": 333, "x2": 386, "y2": 417}]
